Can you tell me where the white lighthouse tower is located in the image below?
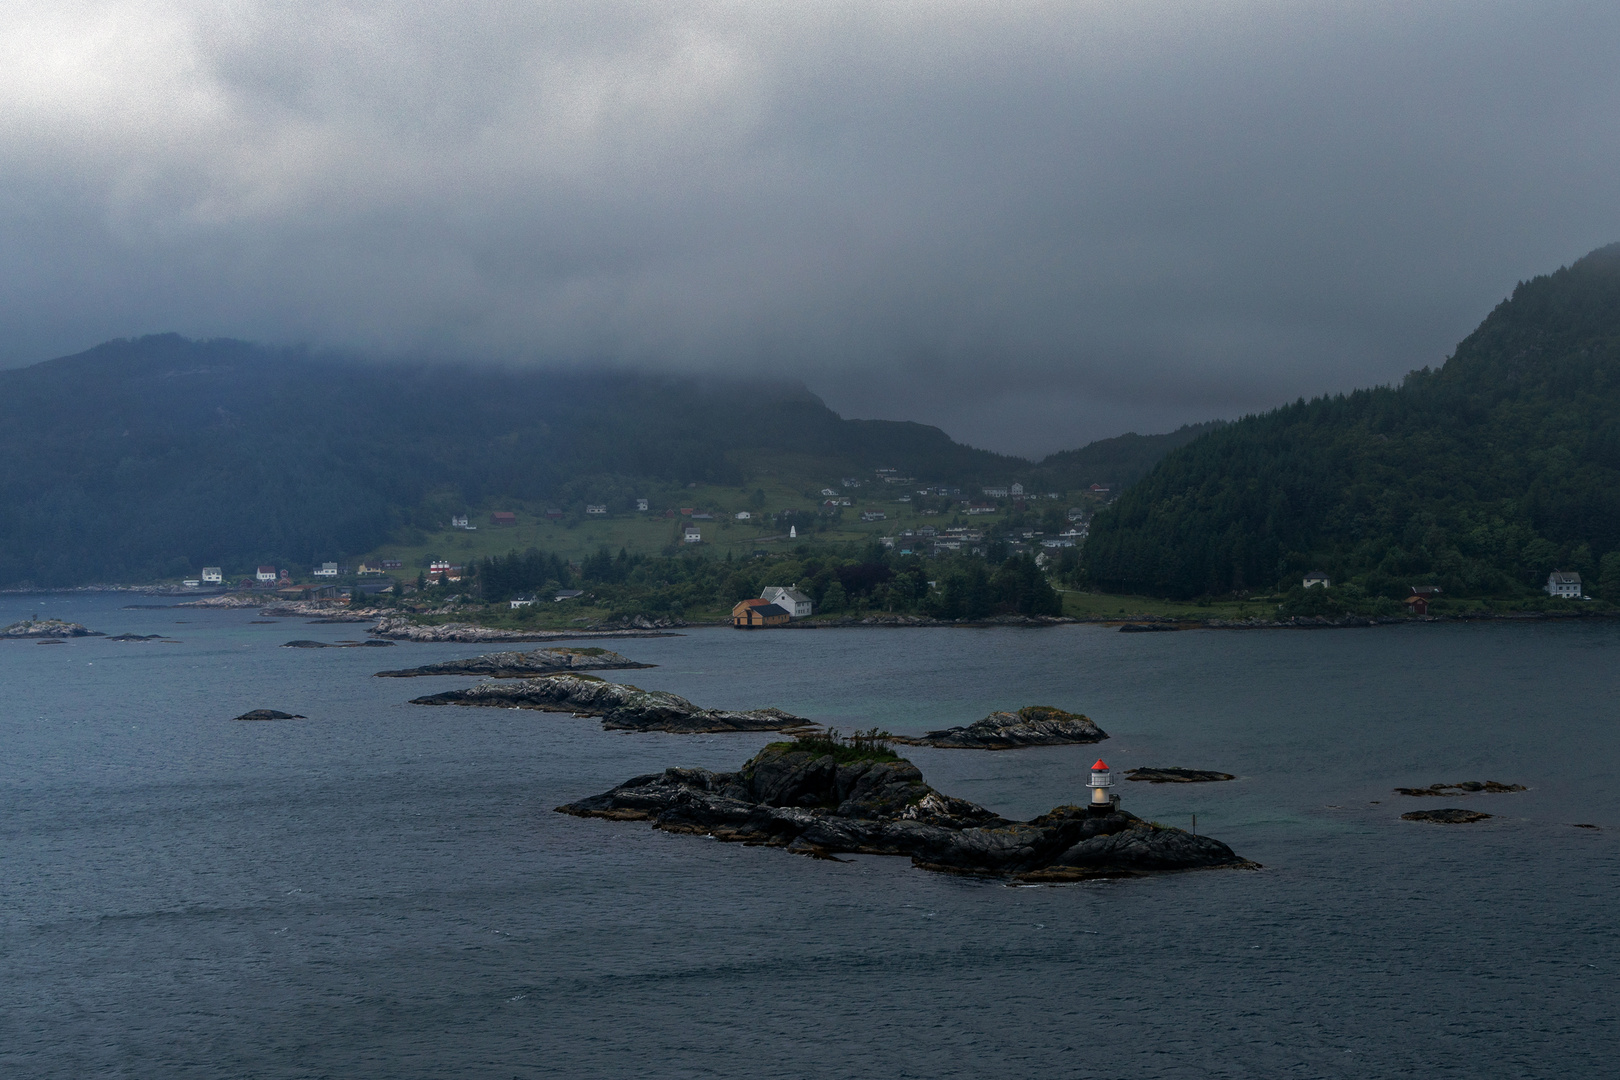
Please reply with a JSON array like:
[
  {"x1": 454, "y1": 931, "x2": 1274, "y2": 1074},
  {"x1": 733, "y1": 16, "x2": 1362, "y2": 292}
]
[{"x1": 1088, "y1": 759, "x2": 1117, "y2": 813}]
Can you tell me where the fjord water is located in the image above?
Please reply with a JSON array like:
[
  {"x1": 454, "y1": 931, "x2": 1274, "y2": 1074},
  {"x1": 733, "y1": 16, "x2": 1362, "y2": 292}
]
[{"x1": 2, "y1": 595, "x2": 1616, "y2": 1079}]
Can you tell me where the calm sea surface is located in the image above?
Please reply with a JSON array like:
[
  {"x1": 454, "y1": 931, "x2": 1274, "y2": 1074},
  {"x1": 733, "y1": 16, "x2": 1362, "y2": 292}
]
[{"x1": 2, "y1": 593, "x2": 1617, "y2": 1078}]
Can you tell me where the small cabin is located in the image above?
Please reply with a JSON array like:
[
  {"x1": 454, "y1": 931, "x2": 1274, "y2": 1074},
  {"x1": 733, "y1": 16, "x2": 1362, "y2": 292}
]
[
  {"x1": 732, "y1": 599, "x2": 790, "y2": 628},
  {"x1": 1404, "y1": 595, "x2": 1429, "y2": 616},
  {"x1": 1303, "y1": 571, "x2": 1331, "y2": 589}
]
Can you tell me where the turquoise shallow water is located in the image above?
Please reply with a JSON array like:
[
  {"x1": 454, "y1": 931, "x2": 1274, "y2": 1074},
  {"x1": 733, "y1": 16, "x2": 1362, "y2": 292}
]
[{"x1": 2, "y1": 593, "x2": 1617, "y2": 1078}]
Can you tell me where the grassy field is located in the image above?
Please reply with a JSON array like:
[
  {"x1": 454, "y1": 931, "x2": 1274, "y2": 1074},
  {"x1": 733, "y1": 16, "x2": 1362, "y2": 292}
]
[{"x1": 364, "y1": 463, "x2": 1069, "y2": 572}]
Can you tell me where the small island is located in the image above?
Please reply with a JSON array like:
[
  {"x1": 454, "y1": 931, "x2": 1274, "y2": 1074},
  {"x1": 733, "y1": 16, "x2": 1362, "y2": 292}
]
[
  {"x1": 1127, "y1": 768, "x2": 1235, "y2": 784},
  {"x1": 234, "y1": 709, "x2": 307, "y2": 721},
  {"x1": 409, "y1": 673, "x2": 817, "y2": 734},
  {"x1": 375, "y1": 646, "x2": 651, "y2": 678},
  {"x1": 1394, "y1": 780, "x2": 1526, "y2": 797},
  {"x1": 559, "y1": 733, "x2": 1252, "y2": 882},
  {"x1": 1402, "y1": 808, "x2": 1492, "y2": 824},
  {"x1": 891, "y1": 706, "x2": 1107, "y2": 749},
  {"x1": 2, "y1": 618, "x2": 103, "y2": 639}
]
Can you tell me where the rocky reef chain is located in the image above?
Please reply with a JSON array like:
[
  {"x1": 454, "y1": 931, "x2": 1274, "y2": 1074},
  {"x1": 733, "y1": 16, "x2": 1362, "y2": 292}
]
[
  {"x1": 376, "y1": 646, "x2": 652, "y2": 678},
  {"x1": 559, "y1": 742, "x2": 1252, "y2": 881},
  {"x1": 409, "y1": 673, "x2": 817, "y2": 734},
  {"x1": 892, "y1": 706, "x2": 1107, "y2": 750}
]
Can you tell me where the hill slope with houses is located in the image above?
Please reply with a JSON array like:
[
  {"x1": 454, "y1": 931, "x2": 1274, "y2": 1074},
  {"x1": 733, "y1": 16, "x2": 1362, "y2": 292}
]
[
  {"x1": 1082, "y1": 242, "x2": 1620, "y2": 602},
  {"x1": 0, "y1": 335, "x2": 1206, "y2": 587}
]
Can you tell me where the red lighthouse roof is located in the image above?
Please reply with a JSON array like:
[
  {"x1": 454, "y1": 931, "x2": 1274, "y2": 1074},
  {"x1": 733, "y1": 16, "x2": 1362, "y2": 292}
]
[{"x1": 1091, "y1": 760, "x2": 1109, "y2": 771}]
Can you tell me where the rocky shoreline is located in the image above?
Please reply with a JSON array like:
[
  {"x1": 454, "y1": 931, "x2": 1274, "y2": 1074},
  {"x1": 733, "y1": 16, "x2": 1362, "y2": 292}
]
[
  {"x1": 891, "y1": 706, "x2": 1107, "y2": 749},
  {"x1": 376, "y1": 646, "x2": 652, "y2": 678},
  {"x1": 408, "y1": 673, "x2": 818, "y2": 734},
  {"x1": 559, "y1": 741, "x2": 1254, "y2": 882}
]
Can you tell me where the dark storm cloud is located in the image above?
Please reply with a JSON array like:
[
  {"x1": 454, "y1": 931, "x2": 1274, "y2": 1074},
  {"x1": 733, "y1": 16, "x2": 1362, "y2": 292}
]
[{"x1": 3, "y1": 1, "x2": 1619, "y2": 455}]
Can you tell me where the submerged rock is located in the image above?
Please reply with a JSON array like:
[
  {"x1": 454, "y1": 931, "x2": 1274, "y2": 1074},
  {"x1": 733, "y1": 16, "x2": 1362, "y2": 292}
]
[
  {"x1": 1394, "y1": 781, "x2": 1526, "y2": 796},
  {"x1": 107, "y1": 633, "x2": 169, "y2": 642},
  {"x1": 282, "y1": 639, "x2": 396, "y2": 648},
  {"x1": 234, "y1": 709, "x2": 307, "y2": 721},
  {"x1": 558, "y1": 742, "x2": 1253, "y2": 881},
  {"x1": 892, "y1": 706, "x2": 1107, "y2": 750},
  {"x1": 375, "y1": 646, "x2": 650, "y2": 678},
  {"x1": 1126, "y1": 768, "x2": 1235, "y2": 784},
  {"x1": 2, "y1": 619, "x2": 103, "y2": 638},
  {"x1": 408, "y1": 673, "x2": 816, "y2": 734},
  {"x1": 1402, "y1": 808, "x2": 1493, "y2": 824}
]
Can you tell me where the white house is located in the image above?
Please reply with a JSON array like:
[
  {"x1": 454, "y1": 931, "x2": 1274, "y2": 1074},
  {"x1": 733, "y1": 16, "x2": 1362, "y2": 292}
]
[
  {"x1": 509, "y1": 596, "x2": 536, "y2": 609},
  {"x1": 256, "y1": 565, "x2": 278, "y2": 583},
  {"x1": 761, "y1": 586, "x2": 813, "y2": 617},
  {"x1": 1303, "y1": 571, "x2": 1331, "y2": 589},
  {"x1": 586, "y1": 505, "x2": 607, "y2": 515},
  {"x1": 1010, "y1": 483, "x2": 1025, "y2": 496},
  {"x1": 735, "y1": 511, "x2": 752, "y2": 520},
  {"x1": 201, "y1": 567, "x2": 222, "y2": 584},
  {"x1": 982, "y1": 486, "x2": 1009, "y2": 497},
  {"x1": 860, "y1": 510, "x2": 886, "y2": 522},
  {"x1": 636, "y1": 498, "x2": 649, "y2": 511},
  {"x1": 1546, "y1": 571, "x2": 1583, "y2": 598},
  {"x1": 313, "y1": 562, "x2": 339, "y2": 578},
  {"x1": 683, "y1": 525, "x2": 702, "y2": 543},
  {"x1": 451, "y1": 515, "x2": 470, "y2": 529}
]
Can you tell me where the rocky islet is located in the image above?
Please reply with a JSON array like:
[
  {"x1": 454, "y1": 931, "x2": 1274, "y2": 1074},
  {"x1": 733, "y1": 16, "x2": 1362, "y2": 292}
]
[
  {"x1": 374, "y1": 646, "x2": 651, "y2": 678},
  {"x1": 558, "y1": 740, "x2": 1253, "y2": 882},
  {"x1": 892, "y1": 705, "x2": 1107, "y2": 750},
  {"x1": 408, "y1": 673, "x2": 817, "y2": 734}
]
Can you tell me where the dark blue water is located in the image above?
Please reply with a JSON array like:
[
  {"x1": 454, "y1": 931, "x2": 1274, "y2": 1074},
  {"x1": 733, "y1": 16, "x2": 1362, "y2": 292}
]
[{"x1": 3, "y1": 593, "x2": 1616, "y2": 1078}]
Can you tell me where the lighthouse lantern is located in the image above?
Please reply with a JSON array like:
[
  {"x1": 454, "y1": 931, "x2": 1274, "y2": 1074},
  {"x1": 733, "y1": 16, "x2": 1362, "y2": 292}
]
[{"x1": 1088, "y1": 759, "x2": 1114, "y2": 807}]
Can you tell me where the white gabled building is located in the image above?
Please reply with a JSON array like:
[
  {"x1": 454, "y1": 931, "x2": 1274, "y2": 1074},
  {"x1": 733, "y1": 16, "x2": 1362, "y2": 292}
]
[
  {"x1": 760, "y1": 586, "x2": 813, "y2": 618},
  {"x1": 683, "y1": 524, "x2": 702, "y2": 543},
  {"x1": 256, "y1": 566, "x2": 278, "y2": 583},
  {"x1": 201, "y1": 567, "x2": 222, "y2": 584},
  {"x1": 1546, "y1": 571, "x2": 1583, "y2": 598},
  {"x1": 313, "y1": 562, "x2": 339, "y2": 578}
]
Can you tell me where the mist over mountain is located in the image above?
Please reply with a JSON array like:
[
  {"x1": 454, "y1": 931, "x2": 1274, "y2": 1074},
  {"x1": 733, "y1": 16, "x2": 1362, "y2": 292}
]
[{"x1": 0, "y1": 335, "x2": 1194, "y2": 587}]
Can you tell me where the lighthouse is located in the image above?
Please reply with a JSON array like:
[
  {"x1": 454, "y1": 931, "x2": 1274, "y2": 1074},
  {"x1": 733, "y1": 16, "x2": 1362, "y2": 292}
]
[{"x1": 1088, "y1": 759, "x2": 1118, "y2": 813}]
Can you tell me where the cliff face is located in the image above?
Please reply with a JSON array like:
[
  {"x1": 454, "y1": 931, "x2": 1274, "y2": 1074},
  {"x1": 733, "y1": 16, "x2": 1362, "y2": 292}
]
[{"x1": 559, "y1": 744, "x2": 1251, "y2": 881}]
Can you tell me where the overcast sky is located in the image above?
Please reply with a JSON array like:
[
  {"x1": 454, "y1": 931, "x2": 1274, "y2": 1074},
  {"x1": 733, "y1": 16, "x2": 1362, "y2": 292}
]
[{"x1": 3, "y1": 1, "x2": 1618, "y2": 456}]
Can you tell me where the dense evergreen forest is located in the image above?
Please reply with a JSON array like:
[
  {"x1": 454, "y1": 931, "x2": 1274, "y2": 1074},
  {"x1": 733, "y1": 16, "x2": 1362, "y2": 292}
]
[
  {"x1": 0, "y1": 334, "x2": 1183, "y2": 587},
  {"x1": 1083, "y1": 242, "x2": 1620, "y2": 600}
]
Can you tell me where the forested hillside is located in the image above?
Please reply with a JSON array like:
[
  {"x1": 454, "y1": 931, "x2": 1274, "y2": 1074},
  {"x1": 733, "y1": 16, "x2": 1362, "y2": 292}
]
[
  {"x1": 1083, "y1": 242, "x2": 1620, "y2": 600},
  {"x1": 0, "y1": 335, "x2": 1189, "y2": 587}
]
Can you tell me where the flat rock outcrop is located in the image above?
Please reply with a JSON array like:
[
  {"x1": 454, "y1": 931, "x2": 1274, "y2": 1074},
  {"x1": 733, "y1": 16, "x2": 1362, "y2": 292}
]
[
  {"x1": 1394, "y1": 780, "x2": 1526, "y2": 796},
  {"x1": 177, "y1": 594, "x2": 264, "y2": 608},
  {"x1": 892, "y1": 706, "x2": 1107, "y2": 750},
  {"x1": 1118, "y1": 622, "x2": 1181, "y2": 633},
  {"x1": 409, "y1": 673, "x2": 816, "y2": 734},
  {"x1": 558, "y1": 742, "x2": 1252, "y2": 881},
  {"x1": 370, "y1": 616, "x2": 678, "y2": 643},
  {"x1": 1126, "y1": 767, "x2": 1235, "y2": 783},
  {"x1": 234, "y1": 709, "x2": 307, "y2": 721},
  {"x1": 1402, "y1": 808, "x2": 1492, "y2": 824},
  {"x1": 1, "y1": 619, "x2": 102, "y2": 638},
  {"x1": 375, "y1": 646, "x2": 651, "y2": 678}
]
